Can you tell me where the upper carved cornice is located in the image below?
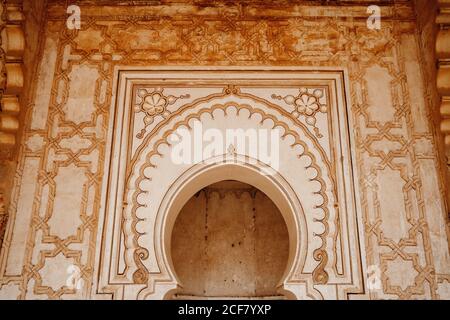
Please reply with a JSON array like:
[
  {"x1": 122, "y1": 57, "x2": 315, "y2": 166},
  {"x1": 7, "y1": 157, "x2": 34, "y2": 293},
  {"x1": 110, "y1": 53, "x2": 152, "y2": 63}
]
[
  {"x1": 46, "y1": 0, "x2": 415, "y2": 21},
  {"x1": 47, "y1": 0, "x2": 412, "y2": 4}
]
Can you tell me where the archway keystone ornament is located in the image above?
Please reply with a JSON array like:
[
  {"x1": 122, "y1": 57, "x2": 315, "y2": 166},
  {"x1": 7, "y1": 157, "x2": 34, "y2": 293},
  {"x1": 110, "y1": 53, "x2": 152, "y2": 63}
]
[{"x1": 95, "y1": 68, "x2": 366, "y2": 300}]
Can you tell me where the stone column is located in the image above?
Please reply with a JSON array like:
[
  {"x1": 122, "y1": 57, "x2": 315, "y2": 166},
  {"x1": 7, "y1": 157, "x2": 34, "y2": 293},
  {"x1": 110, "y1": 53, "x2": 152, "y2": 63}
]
[
  {"x1": 0, "y1": 0, "x2": 24, "y2": 248},
  {"x1": 437, "y1": 0, "x2": 450, "y2": 214}
]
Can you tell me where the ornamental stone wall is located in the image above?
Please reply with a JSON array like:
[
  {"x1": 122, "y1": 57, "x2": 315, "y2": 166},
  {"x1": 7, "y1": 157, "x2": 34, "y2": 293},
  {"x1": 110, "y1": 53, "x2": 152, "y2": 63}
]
[{"x1": 0, "y1": 0, "x2": 449, "y2": 299}]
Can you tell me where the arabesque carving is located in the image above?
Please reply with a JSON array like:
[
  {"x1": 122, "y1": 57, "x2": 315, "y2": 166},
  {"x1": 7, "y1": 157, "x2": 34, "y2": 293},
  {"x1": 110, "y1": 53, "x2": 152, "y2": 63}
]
[{"x1": 0, "y1": 0, "x2": 448, "y2": 300}]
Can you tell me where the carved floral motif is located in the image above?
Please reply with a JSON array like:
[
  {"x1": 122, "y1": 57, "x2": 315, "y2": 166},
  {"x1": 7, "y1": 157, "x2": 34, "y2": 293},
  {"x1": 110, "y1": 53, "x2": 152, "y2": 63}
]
[
  {"x1": 134, "y1": 88, "x2": 190, "y2": 138},
  {"x1": 272, "y1": 88, "x2": 327, "y2": 137}
]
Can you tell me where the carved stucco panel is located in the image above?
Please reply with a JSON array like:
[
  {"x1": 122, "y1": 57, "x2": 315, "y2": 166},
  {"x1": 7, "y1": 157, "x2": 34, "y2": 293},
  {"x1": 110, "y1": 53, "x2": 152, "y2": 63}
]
[{"x1": 0, "y1": 5, "x2": 448, "y2": 299}]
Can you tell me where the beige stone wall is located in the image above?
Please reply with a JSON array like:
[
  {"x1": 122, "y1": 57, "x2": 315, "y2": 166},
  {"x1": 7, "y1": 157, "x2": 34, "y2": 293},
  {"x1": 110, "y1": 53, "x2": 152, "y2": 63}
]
[{"x1": 0, "y1": 1, "x2": 449, "y2": 299}]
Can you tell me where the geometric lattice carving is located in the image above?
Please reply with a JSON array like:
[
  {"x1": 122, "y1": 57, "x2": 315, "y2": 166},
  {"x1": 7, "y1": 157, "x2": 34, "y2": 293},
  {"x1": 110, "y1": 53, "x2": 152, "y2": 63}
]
[{"x1": 0, "y1": 1, "x2": 449, "y2": 300}]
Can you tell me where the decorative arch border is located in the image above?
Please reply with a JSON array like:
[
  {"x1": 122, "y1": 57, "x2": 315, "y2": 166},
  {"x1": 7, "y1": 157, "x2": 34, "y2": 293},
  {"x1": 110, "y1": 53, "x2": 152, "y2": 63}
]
[
  {"x1": 125, "y1": 102, "x2": 331, "y2": 290},
  {"x1": 94, "y1": 67, "x2": 366, "y2": 300}
]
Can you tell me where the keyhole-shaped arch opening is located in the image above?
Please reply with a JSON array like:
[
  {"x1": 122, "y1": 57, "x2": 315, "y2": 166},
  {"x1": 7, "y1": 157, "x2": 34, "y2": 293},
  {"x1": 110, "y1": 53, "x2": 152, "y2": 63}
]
[
  {"x1": 170, "y1": 180, "x2": 289, "y2": 299},
  {"x1": 157, "y1": 159, "x2": 306, "y2": 300}
]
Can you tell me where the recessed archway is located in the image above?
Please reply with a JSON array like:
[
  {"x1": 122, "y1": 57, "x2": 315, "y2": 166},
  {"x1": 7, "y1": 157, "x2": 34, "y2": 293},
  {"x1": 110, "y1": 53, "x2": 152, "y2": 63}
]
[
  {"x1": 152, "y1": 156, "x2": 308, "y2": 300},
  {"x1": 97, "y1": 69, "x2": 365, "y2": 300},
  {"x1": 171, "y1": 180, "x2": 289, "y2": 299}
]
